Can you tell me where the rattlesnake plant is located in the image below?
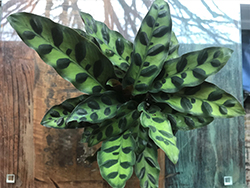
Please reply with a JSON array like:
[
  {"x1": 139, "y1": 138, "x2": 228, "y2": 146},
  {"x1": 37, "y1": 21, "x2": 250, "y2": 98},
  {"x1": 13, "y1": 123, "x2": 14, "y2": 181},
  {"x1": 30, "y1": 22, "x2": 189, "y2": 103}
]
[{"x1": 8, "y1": 0, "x2": 245, "y2": 187}]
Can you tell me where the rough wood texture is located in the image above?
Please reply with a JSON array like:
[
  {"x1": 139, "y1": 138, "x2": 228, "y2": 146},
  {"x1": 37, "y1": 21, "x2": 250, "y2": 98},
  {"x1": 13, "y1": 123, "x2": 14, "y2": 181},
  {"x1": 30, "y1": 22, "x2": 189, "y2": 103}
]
[
  {"x1": 0, "y1": 42, "x2": 35, "y2": 188},
  {"x1": 244, "y1": 101, "x2": 250, "y2": 187},
  {"x1": 165, "y1": 44, "x2": 246, "y2": 187}
]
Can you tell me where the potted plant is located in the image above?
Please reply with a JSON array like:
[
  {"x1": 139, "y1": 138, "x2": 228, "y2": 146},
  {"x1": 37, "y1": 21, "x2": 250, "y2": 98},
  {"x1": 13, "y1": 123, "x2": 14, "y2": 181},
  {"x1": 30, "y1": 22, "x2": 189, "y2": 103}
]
[{"x1": 7, "y1": 0, "x2": 245, "y2": 187}]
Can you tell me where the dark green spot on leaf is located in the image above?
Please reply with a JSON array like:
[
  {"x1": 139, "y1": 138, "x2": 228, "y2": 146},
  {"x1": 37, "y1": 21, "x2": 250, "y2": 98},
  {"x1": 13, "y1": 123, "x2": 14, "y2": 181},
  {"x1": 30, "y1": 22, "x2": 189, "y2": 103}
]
[
  {"x1": 211, "y1": 60, "x2": 221, "y2": 67},
  {"x1": 134, "y1": 53, "x2": 142, "y2": 66},
  {"x1": 197, "y1": 50, "x2": 208, "y2": 65},
  {"x1": 207, "y1": 91, "x2": 223, "y2": 101},
  {"x1": 159, "y1": 130, "x2": 173, "y2": 138},
  {"x1": 152, "y1": 117, "x2": 164, "y2": 123},
  {"x1": 115, "y1": 38, "x2": 125, "y2": 56},
  {"x1": 105, "y1": 125, "x2": 113, "y2": 137},
  {"x1": 38, "y1": 44, "x2": 53, "y2": 55},
  {"x1": 153, "y1": 26, "x2": 170, "y2": 38},
  {"x1": 140, "y1": 65, "x2": 158, "y2": 77},
  {"x1": 193, "y1": 68, "x2": 206, "y2": 79},
  {"x1": 147, "y1": 44, "x2": 165, "y2": 56},
  {"x1": 51, "y1": 27, "x2": 63, "y2": 47},
  {"x1": 177, "y1": 58, "x2": 187, "y2": 73},
  {"x1": 93, "y1": 60, "x2": 104, "y2": 78},
  {"x1": 88, "y1": 100, "x2": 100, "y2": 110},
  {"x1": 75, "y1": 42, "x2": 86, "y2": 63},
  {"x1": 139, "y1": 32, "x2": 149, "y2": 46},
  {"x1": 101, "y1": 96, "x2": 112, "y2": 105},
  {"x1": 171, "y1": 76, "x2": 184, "y2": 87},
  {"x1": 102, "y1": 160, "x2": 118, "y2": 168},
  {"x1": 90, "y1": 112, "x2": 98, "y2": 121},
  {"x1": 181, "y1": 97, "x2": 192, "y2": 111},
  {"x1": 23, "y1": 31, "x2": 36, "y2": 40},
  {"x1": 146, "y1": 15, "x2": 155, "y2": 27},
  {"x1": 30, "y1": 18, "x2": 42, "y2": 35},
  {"x1": 122, "y1": 147, "x2": 132, "y2": 154},
  {"x1": 107, "y1": 172, "x2": 118, "y2": 179},
  {"x1": 75, "y1": 73, "x2": 88, "y2": 83},
  {"x1": 135, "y1": 84, "x2": 148, "y2": 92},
  {"x1": 104, "y1": 146, "x2": 119, "y2": 153},
  {"x1": 104, "y1": 107, "x2": 111, "y2": 116},
  {"x1": 57, "y1": 58, "x2": 71, "y2": 69},
  {"x1": 219, "y1": 105, "x2": 228, "y2": 115},
  {"x1": 201, "y1": 102, "x2": 213, "y2": 115}
]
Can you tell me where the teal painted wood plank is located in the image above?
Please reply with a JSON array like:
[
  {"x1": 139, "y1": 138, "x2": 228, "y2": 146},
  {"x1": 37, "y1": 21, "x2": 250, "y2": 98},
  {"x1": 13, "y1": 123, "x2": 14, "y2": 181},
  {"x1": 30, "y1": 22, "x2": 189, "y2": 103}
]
[{"x1": 165, "y1": 43, "x2": 246, "y2": 187}]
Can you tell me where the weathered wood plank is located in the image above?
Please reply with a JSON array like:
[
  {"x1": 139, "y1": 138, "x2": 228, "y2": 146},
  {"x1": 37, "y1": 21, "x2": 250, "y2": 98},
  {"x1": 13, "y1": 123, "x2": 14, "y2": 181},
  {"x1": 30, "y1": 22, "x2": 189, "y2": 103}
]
[
  {"x1": 0, "y1": 42, "x2": 35, "y2": 188},
  {"x1": 165, "y1": 44, "x2": 246, "y2": 187}
]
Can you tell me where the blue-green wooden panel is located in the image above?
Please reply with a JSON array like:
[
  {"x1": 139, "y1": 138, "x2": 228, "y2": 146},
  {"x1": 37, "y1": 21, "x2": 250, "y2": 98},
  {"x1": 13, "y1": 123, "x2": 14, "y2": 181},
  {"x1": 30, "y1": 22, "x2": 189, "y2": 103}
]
[{"x1": 165, "y1": 0, "x2": 246, "y2": 185}]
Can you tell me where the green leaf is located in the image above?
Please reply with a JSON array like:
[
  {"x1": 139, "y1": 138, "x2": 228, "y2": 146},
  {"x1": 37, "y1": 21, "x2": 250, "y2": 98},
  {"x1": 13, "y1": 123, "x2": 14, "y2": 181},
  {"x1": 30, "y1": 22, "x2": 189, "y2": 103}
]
[
  {"x1": 84, "y1": 101, "x2": 139, "y2": 147},
  {"x1": 7, "y1": 12, "x2": 116, "y2": 95},
  {"x1": 80, "y1": 12, "x2": 133, "y2": 73},
  {"x1": 97, "y1": 130, "x2": 136, "y2": 188},
  {"x1": 74, "y1": 28, "x2": 101, "y2": 48},
  {"x1": 139, "y1": 104, "x2": 179, "y2": 164},
  {"x1": 67, "y1": 91, "x2": 122, "y2": 124},
  {"x1": 123, "y1": 0, "x2": 172, "y2": 95},
  {"x1": 41, "y1": 95, "x2": 89, "y2": 129},
  {"x1": 131, "y1": 123, "x2": 149, "y2": 155},
  {"x1": 152, "y1": 82, "x2": 245, "y2": 118},
  {"x1": 158, "y1": 103, "x2": 214, "y2": 130},
  {"x1": 166, "y1": 31, "x2": 179, "y2": 61},
  {"x1": 135, "y1": 143, "x2": 160, "y2": 188},
  {"x1": 81, "y1": 124, "x2": 100, "y2": 143},
  {"x1": 150, "y1": 47, "x2": 233, "y2": 93}
]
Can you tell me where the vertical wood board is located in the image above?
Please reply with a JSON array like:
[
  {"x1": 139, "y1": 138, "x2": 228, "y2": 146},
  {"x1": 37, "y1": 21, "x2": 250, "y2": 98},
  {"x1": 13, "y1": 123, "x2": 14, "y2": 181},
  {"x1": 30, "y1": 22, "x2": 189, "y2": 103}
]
[
  {"x1": 0, "y1": 42, "x2": 35, "y2": 188},
  {"x1": 165, "y1": 44, "x2": 246, "y2": 188}
]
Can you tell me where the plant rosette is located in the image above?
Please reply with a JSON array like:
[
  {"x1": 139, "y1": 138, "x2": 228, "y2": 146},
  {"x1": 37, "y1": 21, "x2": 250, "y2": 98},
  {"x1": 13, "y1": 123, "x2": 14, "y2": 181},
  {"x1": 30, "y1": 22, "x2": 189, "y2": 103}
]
[{"x1": 8, "y1": 0, "x2": 245, "y2": 187}]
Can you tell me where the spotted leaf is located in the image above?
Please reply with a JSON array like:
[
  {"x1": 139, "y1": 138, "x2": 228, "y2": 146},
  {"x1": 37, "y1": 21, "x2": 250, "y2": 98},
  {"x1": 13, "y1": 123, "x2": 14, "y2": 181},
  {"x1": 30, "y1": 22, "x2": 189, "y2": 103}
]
[
  {"x1": 41, "y1": 95, "x2": 89, "y2": 129},
  {"x1": 7, "y1": 13, "x2": 115, "y2": 95},
  {"x1": 151, "y1": 47, "x2": 233, "y2": 93},
  {"x1": 84, "y1": 101, "x2": 139, "y2": 147},
  {"x1": 139, "y1": 104, "x2": 179, "y2": 164},
  {"x1": 67, "y1": 91, "x2": 122, "y2": 124},
  {"x1": 131, "y1": 123, "x2": 149, "y2": 155},
  {"x1": 74, "y1": 28, "x2": 101, "y2": 48},
  {"x1": 123, "y1": 0, "x2": 172, "y2": 95},
  {"x1": 80, "y1": 12, "x2": 133, "y2": 73},
  {"x1": 166, "y1": 31, "x2": 179, "y2": 61},
  {"x1": 158, "y1": 103, "x2": 214, "y2": 130},
  {"x1": 97, "y1": 130, "x2": 136, "y2": 188},
  {"x1": 152, "y1": 82, "x2": 245, "y2": 118},
  {"x1": 81, "y1": 124, "x2": 100, "y2": 143},
  {"x1": 135, "y1": 142, "x2": 160, "y2": 188}
]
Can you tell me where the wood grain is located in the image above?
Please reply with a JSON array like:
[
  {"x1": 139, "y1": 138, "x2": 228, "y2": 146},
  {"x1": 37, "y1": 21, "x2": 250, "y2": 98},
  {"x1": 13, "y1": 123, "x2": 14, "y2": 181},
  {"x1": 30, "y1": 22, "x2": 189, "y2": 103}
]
[
  {"x1": 165, "y1": 44, "x2": 246, "y2": 187},
  {"x1": 0, "y1": 42, "x2": 35, "y2": 188}
]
